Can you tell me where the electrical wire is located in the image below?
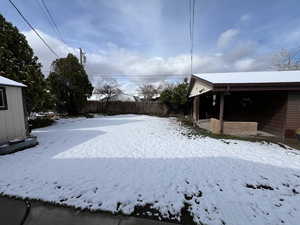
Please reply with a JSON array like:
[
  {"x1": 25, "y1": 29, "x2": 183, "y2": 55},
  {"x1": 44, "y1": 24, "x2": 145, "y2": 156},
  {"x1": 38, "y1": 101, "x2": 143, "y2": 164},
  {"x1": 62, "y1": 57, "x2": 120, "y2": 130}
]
[
  {"x1": 8, "y1": 0, "x2": 59, "y2": 57},
  {"x1": 35, "y1": 0, "x2": 57, "y2": 35},
  {"x1": 39, "y1": 0, "x2": 66, "y2": 44},
  {"x1": 188, "y1": 0, "x2": 196, "y2": 75},
  {"x1": 89, "y1": 75, "x2": 187, "y2": 80}
]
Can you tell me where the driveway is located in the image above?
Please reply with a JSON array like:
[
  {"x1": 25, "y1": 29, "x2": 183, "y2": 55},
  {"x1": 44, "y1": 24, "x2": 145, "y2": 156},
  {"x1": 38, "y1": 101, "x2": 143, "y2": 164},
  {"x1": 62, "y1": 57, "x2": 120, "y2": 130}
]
[{"x1": 0, "y1": 115, "x2": 300, "y2": 225}]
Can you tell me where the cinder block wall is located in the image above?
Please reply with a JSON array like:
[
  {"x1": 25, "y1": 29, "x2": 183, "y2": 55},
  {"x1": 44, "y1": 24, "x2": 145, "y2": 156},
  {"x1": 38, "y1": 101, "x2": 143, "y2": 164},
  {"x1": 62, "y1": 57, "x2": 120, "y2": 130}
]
[{"x1": 209, "y1": 118, "x2": 257, "y2": 136}]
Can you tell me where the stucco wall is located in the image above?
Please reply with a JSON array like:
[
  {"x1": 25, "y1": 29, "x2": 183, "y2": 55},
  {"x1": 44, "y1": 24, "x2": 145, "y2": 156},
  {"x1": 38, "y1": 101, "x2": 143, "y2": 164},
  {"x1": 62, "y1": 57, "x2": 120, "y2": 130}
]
[{"x1": 0, "y1": 86, "x2": 26, "y2": 143}]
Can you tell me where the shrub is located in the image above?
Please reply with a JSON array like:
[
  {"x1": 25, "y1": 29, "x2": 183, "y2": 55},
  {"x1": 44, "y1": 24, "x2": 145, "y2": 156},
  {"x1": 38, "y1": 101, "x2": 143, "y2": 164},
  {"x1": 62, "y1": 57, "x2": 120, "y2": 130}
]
[
  {"x1": 29, "y1": 117, "x2": 55, "y2": 130},
  {"x1": 160, "y1": 82, "x2": 189, "y2": 113}
]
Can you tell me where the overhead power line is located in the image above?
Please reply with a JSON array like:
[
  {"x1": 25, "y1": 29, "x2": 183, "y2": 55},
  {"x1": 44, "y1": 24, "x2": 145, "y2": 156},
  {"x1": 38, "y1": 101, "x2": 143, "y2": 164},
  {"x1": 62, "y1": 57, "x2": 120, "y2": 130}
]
[
  {"x1": 39, "y1": 0, "x2": 66, "y2": 44},
  {"x1": 35, "y1": 0, "x2": 57, "y2": 35},
  {"x1": 189, "y1": 0, "x2": 196, "y2": 75},
  {"x1": 35, "y1": 0, "x2": 77, "y2": 56},
  {"x1": 91, "y1": 74, "x2": 188, "y2": 78},
  {"x1": 92, "y1": 75, "x2": 187, "y2": 77},
  {"x1": 8, "y1": 0, "x2": 59, "y2": 57}
]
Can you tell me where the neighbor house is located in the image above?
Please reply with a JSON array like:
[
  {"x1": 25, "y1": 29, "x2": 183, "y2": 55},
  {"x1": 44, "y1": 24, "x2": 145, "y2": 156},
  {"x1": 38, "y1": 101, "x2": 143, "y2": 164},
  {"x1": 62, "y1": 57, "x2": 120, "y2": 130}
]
[
  {"x1": 0, "y1": 75, "x2": 28, "y2": 144},
  {"x1": 188, "y1": 71, "x2": 300, "y2": 139},
  {"x1": 88, "y1": 90, "x2": 139, "y2": 102}
]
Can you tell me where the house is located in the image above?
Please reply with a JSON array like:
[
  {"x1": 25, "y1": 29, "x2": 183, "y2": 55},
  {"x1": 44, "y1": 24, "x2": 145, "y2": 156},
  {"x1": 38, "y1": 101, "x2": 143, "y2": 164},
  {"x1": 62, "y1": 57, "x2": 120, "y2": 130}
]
[
  {"x1": 88, "y1": 91, "x2": 138, "y2": 102},
  {"x1": 138, "y1": 94, "x2": 161, "y2": 102},
  {"x1": 0, "y1": 76, "x2": 37, "y2": 155},
  {"x1": 188, "y1": 70, "x2": 300, "y2": 139},
  {"x1": 108, "y1": 93, "x2": 139, "y2": 102}
]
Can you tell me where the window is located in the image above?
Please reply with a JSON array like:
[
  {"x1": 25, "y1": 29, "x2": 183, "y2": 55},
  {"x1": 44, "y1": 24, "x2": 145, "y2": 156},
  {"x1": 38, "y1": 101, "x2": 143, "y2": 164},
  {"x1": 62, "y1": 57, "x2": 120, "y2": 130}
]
[{"x1": 0, "y1": 87, "x2": 7, "y2": 110}]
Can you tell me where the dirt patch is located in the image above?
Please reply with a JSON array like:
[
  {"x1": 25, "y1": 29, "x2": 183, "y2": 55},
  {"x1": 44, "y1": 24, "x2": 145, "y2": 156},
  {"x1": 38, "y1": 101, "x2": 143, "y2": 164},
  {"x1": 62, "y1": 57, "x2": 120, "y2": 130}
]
[
  {"x1": 246, "y1": 184, "x2": 274, "y2": 190},
  {"x1": 131, "y1": 203, "x2": 180, "y2": 224}
]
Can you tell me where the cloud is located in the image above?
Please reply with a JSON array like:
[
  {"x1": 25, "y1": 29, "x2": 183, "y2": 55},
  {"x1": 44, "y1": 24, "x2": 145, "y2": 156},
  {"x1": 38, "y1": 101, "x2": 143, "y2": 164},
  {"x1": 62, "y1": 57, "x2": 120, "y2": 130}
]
[
  {"x1": 22, "y1": 29, "x2": 274, "y2": 94},
  {"x1": 234, "y1": 58, "x2": 255, "y2": 71},
  {"x1": 283, "y1": 29, "x2": 300, "y2": 45},
  {"x1": 217, "y1": 29, "x2": 240, "y2": 48},
  {"x1": 225, "y1": 41, "x2": 257, "y2": 62},
  {"x1": 240, "y1": 14, "x2": 251, "y2": 22},
  {"x1": 22, "y1": 30, "x2": 78, "y2": 74}
]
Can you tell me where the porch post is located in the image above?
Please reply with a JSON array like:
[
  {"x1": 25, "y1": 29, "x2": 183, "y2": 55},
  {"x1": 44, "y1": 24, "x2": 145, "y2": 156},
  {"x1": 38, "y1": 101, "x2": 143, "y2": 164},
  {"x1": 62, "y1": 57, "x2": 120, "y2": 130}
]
[
  {"x1": 219, "y1": 93, "x2": 224, "y2": 134},
  {"x1": 193, "y1": 95, "x2": 200, "y2": 121}
]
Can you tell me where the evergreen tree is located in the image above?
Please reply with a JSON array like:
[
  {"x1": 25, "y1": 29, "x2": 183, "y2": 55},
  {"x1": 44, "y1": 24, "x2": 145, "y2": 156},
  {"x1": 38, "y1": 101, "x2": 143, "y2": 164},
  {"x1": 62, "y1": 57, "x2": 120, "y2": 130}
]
[
  {"x1": 48, "y1": 54, "x2": 93, "y2": 114},
  {"x1": 160, "y1": 82, "x2": 189, "y2": 113},
  {"x1": 0, "y1": 14, "x2": 53, "y2": 113}
]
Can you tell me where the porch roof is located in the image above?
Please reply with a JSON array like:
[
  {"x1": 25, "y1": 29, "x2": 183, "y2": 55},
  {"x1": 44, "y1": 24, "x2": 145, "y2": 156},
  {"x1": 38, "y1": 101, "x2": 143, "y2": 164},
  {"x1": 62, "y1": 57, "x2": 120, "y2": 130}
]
[
  {"x1": 189, "y1": 70, "x2": 300, "y2": 95},
  {"x1": 193, "y1": 70, "x2": 300, "y2": 84}
]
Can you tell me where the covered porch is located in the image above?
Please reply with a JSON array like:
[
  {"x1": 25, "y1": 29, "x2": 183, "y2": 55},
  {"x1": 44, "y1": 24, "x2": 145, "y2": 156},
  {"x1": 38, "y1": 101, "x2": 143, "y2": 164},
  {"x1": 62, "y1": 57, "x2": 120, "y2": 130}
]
[
  {"x1": 189, "y1": 71, "x2": 300, "y2": 139},
  {"x1": 192, "y1": 91, "x2": 285, "y2": 137},
  {"x1": 188, "y1": 71, "x2": 300, "y2": 139}
]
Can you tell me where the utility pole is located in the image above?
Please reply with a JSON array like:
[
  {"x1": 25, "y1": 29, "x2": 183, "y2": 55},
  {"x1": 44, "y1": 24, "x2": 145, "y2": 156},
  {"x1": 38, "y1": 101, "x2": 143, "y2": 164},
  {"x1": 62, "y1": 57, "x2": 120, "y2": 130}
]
[
  {"x1": 79, "y1": 48, "x2": 87, "y2": 66},
  {"x1": 79, "y1": 48, "x2": 83, "y2": 65}
]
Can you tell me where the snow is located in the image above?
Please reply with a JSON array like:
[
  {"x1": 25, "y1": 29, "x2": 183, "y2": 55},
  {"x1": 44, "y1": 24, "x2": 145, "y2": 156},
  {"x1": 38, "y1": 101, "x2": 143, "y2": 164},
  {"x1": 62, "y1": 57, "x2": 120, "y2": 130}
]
[
  {"x1": 0, "y1": 115, "x2": 300, "y2": 225},
  {"x1": 193, "y1": 70, "x2": 300, "y2": 84},
  {"x1": 0, "y1": 75, "x2": 26, "y2": 87}
]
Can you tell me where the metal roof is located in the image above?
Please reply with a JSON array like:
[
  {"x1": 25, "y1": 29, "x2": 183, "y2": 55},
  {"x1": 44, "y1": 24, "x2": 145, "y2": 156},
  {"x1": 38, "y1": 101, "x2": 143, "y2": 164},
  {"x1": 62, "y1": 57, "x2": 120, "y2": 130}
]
[{"x1": 193, "y1": 71, "x2": 300, "y2": 84}]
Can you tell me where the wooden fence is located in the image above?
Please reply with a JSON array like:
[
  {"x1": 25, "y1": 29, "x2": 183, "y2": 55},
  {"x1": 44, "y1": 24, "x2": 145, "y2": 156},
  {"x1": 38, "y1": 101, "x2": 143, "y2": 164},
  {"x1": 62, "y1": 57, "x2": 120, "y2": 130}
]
[{"x1": 83, "y1": 101, "x2": 169, "y2": 116}]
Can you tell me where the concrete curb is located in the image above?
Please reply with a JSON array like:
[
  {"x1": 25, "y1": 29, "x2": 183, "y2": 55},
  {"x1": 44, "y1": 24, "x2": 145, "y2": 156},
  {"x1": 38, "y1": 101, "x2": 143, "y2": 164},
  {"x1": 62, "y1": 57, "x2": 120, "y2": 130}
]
[
  {"x1": 0, "y1": 196, "x2": 177, "y2": 225},
  {"x1": 0, "y1": 196, "x2": 27, "y2": 225},
  {"x1": 24, "y1": 201, "x2": 121, "y2": 225}
]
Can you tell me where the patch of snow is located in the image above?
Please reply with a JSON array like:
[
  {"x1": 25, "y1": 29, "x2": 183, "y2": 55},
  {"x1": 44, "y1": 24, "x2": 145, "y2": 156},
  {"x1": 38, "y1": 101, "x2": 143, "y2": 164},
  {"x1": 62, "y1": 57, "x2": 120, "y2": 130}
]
[{"x1": 0, "y1": 115, "x2": 300, "y2": 225}]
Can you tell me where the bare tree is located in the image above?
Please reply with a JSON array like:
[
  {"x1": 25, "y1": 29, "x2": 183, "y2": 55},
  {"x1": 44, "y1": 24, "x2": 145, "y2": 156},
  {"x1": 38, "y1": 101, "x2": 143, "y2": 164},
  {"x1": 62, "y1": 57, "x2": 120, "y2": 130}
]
[
  {"x1": 273, "y1": 49, "x2": 300, "y2": 70},
  {"x1": 138, "y1": 84, "x2": 159, "y2": 102},
  {"x1": 94, "y1": 78, "x2": 121, "y2": 111}
]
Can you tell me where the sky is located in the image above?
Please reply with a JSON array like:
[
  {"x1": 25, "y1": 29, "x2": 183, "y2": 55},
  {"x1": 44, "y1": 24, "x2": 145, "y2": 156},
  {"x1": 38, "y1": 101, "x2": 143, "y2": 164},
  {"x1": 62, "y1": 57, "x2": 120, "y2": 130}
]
[{"x1": 1, "y1": 0, "x2": 300, "y2": 94}]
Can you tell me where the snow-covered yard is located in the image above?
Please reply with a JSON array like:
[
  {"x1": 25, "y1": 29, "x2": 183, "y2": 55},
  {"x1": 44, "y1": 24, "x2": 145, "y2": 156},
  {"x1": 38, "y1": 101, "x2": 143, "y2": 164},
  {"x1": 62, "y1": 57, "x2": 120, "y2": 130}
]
[{"x1": 0, "y1": 115, "x2": 300, "y2": 225}]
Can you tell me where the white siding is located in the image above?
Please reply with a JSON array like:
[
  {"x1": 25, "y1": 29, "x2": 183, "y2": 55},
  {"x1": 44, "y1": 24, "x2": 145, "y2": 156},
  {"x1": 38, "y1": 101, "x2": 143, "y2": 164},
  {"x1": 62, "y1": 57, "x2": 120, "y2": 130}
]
[
  {"x1": 0, "y1": 86, "x2": 26, "y2": 143},
  {"x1": 189, "y1": 79, "x2": 212, "y2": 97}
]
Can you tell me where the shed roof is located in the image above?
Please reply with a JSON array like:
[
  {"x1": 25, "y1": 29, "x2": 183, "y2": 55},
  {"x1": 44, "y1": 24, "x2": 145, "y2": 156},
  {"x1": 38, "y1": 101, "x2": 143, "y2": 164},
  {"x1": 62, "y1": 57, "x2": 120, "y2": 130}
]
[
  {"x1": 0, "y1": 76, "x2": 26, "y2": 87},
  {"x1": 193, "y1": 70, "x2": 300, "y2": 84}
]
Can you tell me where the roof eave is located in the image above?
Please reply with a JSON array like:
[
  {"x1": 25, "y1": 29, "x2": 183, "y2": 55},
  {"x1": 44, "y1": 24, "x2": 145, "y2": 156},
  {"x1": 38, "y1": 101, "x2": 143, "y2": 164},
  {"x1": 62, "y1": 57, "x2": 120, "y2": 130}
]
[
  {"x1": 0, "y1": 83, "x2": 27, "y2": 88},
  {"x1": 191, "y1": 74, "x2": 214, "y2": 86},
  {"x1": 212, "y1": 82, "x2": 300, "y2": 92}
]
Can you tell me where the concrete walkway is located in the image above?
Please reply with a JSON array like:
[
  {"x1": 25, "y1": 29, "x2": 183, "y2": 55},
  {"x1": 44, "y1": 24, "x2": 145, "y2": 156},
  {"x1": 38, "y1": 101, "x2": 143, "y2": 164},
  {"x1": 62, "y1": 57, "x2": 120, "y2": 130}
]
[{"x1": 0, "y1": 196, "x2": 174, "y2": 225}]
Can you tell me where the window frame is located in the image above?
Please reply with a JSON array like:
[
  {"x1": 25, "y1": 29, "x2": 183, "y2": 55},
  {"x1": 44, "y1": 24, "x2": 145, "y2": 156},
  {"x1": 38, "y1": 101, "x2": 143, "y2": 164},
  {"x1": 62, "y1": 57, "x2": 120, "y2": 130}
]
[{"x1": 0, "y1": 87, "x2": 8, "y2": 110}]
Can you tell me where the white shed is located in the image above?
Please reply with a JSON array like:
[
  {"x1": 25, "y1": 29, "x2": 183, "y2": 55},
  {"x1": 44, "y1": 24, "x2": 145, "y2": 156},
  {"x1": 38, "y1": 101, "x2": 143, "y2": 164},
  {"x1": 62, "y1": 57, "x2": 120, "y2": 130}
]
[{"x1": 0, "y1": 76, "x2": 27, "y2": 144}]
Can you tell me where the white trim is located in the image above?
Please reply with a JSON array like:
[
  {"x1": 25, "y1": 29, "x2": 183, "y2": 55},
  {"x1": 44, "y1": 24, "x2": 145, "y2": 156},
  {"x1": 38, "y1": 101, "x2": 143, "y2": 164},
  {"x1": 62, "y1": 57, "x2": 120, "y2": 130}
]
[
  {"x1": 189, "y1": 79, "x2": 212, "y2": 97},
  {"x1": 0, "y1": 76, "x2": 26, "y2": 87},
  {"x1": 0, "y1": 89, "x2": 5, "y2": 108}
]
